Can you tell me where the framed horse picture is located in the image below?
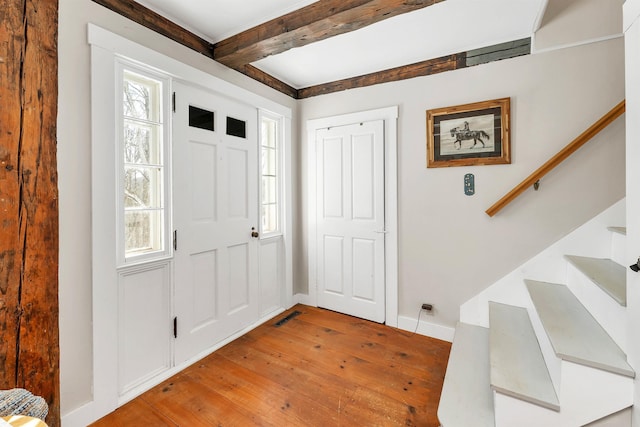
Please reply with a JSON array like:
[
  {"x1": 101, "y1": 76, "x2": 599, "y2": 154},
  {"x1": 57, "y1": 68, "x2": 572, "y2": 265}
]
[{"x1": 426, "y1": 97, "x2": 511, "y2": 168}]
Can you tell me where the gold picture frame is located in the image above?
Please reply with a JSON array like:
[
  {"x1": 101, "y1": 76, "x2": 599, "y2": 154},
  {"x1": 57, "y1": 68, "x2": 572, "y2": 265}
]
[{"x1": 426, "y1": 97, "x2": 511, "y2": 168}]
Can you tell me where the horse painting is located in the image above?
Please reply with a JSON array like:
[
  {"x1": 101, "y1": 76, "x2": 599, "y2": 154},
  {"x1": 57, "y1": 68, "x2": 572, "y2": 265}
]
[{"x1": 449, "y1": 126, "x2": 491, "y2": 149}]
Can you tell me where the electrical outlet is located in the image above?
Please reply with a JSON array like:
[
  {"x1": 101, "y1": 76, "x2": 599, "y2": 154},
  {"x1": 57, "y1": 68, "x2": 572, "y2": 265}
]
[{"x1": 421, "y1": 303, "x2": 433, "y2": 312}]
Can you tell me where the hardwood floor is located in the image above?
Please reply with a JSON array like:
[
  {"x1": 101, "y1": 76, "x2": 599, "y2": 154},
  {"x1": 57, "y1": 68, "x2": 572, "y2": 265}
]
[{"x1": 91, "y1": 305, "x2": 451, "y2": 426}]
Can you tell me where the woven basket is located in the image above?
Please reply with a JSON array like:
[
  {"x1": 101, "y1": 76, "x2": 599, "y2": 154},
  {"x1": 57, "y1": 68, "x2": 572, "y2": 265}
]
[{"x1": 0, "y1": 389, "x2": 48, "y2": 421}]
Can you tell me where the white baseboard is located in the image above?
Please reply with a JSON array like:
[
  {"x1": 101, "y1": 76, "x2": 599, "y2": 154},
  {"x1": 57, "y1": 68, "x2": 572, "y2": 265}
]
[
  {"x1": 397, "y1": 315, "x2": 455, "y2": 342},
  {"x1": 63, "y1": 307, "x2": 286, "y2": 427},
  {"x1": 293, "y1": 292, "x2": 316, "y2": 306},
  {"x1": 62, "y1": 400, "x2": 103, "y2": 427},
  {"x1": 292, "y1": 296, "x2": 453, "y2": 342}
]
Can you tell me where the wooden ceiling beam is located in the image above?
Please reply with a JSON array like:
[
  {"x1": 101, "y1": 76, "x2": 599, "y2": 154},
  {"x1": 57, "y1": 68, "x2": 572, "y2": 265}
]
[
  {"x1": 92, "y1": 0, "x2": 214, "y2": 59},
  {"x1": 242, "y1": 65, "x2": 300, "y2": 99},
  {"x1": 297, "y1": 38, "x2": 531, "y2": 98},
  {"x1": 213, "y1": 0, "x2": 444, "y2": 70},
  {"x1": 299, "y1": 53, "x2": 464, "y2": 98},
  {"x1": 91, "y1": 1, "x2": 530, "y2": 100},
  {"x1": 92, "y1": 0, "x2": 300, "y2": 97}
]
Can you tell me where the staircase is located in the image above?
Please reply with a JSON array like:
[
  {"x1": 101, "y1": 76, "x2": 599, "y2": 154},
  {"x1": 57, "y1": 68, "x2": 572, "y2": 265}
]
[{"x1": 438, "y1": 200, "x2": 634, "y2": 427}]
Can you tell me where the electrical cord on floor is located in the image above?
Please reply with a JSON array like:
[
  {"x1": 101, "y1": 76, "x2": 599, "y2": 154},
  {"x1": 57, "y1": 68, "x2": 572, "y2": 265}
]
[{"x1": 413, "y1": 307, "x2": 424, "y2": 335}]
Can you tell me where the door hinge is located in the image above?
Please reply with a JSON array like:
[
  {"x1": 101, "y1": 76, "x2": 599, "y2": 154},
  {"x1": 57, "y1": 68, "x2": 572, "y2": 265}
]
[
  {"x1": 172, "y1": 92, "x2": 176, "y2": 113},
  {"x1": 173, "y1": 316, "x2": 178, "y2": 338},
  {"x1": 173, "y1": 230, "x2": 177, "y2": 251}
]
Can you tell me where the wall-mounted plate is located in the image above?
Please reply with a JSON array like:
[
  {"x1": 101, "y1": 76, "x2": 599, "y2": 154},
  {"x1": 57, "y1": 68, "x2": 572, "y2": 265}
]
[{"x1": 464, "y1": 173, "x2": 475, "y2": 196}]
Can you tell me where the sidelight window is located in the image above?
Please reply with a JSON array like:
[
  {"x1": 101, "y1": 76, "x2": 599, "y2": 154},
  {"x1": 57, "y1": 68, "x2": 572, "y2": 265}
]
[
  {"x1": 119, "y1": 65, "x2": 170, "y2": 263},
  {"x1": 260, "y1": 112, "x2": 283, "y2": 236}
]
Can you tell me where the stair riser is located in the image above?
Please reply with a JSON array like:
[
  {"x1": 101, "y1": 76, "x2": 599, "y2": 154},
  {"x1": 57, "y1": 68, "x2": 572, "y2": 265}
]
[
  {"x1": 559, "y1": 362, "x2": 633, "y2": 425},
  {"x1": 566, "y1": 265, "x2": 627, "y2": 352},
  {"x1": 492, "y1": 306, "x2": 632, "y2": 427},
  {"x1": 495, "y1": 362, "x2": 633, "y2": 427},
  {"x1": 610, "y1": 231, "x2": 627, "y2": 266},
  {"x1": 450, "y1": 201, "x2": 630, "y2": 427},
  {"x1": 494, "y1": 362, "x2": 633, "y2": 427},
  {"x1": 461, "y1": 201, "x2": 626, "y2": 327}
]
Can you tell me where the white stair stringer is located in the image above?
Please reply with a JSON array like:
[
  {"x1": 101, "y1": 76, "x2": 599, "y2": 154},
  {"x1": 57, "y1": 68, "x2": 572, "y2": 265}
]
[
  {"x1": 442, "y1": 200, "x2": 631, "y2": 427},
  {"x1": 461, "y1": 200, "x2": 625, "y2": 328}
]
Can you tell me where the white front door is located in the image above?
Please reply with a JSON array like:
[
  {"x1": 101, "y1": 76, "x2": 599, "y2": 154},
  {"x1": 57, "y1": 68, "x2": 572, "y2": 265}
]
[
  {"x1": 173, "y1": 81, "x2": 259, "y2": 364},
  {"x1": 315, "y1": 120, "x2": 386, "y2": 323}
]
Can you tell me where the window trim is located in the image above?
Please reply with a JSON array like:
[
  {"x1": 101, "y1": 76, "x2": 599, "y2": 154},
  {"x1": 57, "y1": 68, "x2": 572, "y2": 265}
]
[
  {"x1": 86, "y1": 25, "x2": 293, "y2": 426},
  {"x1": 258, "y1": 109, "x2": 284, "y2": 239},
  {"x1": 116, "y1": 60, "x2": 173, "y2": 267}
]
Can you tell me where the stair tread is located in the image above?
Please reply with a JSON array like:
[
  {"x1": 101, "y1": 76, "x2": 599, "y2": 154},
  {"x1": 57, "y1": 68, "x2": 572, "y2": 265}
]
[
  {"x1": 607, "y1": 226, "x2": 627, "y2": 235},
  {"x1": 525, "y1": 280, "x2": 634, "y2": 377},
  {"x1": 438, "y1": 323, "x2": 495, "y2": 427},
  {"x1": 489, "y1": 302, "x2": 560, "y2": 411},
  {"x1": 565, "y1": 255, "x2": 626, "y2": 306}
]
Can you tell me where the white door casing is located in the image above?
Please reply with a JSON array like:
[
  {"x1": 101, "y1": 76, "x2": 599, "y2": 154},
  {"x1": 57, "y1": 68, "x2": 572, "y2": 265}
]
[
  {"x1": 307, "y1": 106, "x2": 398, "y2": 327},
  {"x1": 173, "y1": 81, "x2": 260, "y2": 365},
  {"x1": 316, "y1": 121, "x2": 386, "y2": 322},
  {"x1": 85, "y1": 25, "x2": 293, "y2": 427},
  {"x1": 624, "y1": 2, "x2": 640, "y2": 424}
]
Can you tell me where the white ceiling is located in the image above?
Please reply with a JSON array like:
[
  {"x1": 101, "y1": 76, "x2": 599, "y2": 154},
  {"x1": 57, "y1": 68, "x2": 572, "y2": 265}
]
[{"x1": 136, "y1": 0, "x2": 549, "y2": 89}]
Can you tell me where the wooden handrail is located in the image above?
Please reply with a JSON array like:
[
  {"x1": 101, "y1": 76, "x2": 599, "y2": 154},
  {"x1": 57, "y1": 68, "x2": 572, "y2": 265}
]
[{"x1": 486, "y1": 100, "x2": 626, "y2": 217}]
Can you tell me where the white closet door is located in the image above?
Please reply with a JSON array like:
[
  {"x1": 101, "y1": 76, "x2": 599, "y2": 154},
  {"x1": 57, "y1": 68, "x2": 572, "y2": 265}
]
[{"x1": 315, "y1": 120, "x2": 386, "y2": 323}]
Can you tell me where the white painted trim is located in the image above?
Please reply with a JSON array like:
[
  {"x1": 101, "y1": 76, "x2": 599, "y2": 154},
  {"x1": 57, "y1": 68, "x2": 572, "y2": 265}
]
[
  {"x1": 294, "y1": 293, "x2": 317, "y2": 306},
  {"x1": 532, "y1": 33, "x2": 623, "y2": 55},
  {"x1": 306, "y1": 106, "x2": 399, "y2": 327},
  {"x1": 63, "y1": 309, "x2": 290, "y2": 427},
  {"x1": 258, "y1": 109, "x2": 294, "y2": 311},
  {"x1": 87, "y1": 43, "x2": 120, "y2": 426},
  {"x1": 61, "y1": 399, "x2": 98, "y2": 427},
  {"x1": 397, "y1": 315, "x2": 455, "y2": 343},
  {"x1": 75, "y1": 25, "x2": 294, "y2": 427},
  {"x1": 624, "y1": 0, "x2": 640, "y2": 32},
  {"x1": 115, "y1": 61, "x2": 173, "y2": 267},
  {"x1": 306, "y1": 123, "x2": 319, "y2": 308},
  {"x1": 118, "y1": 307, "x2": 285, "y2": 405},
  {"x1": 283, "y1": 116, "x2": 294, "y2": 309},
  {"x1": 532, "y1": 0, "x2": 550, "y2": 32},
  {"x1": 87, "y1": 24, "x2": 291, "y2": 119}
]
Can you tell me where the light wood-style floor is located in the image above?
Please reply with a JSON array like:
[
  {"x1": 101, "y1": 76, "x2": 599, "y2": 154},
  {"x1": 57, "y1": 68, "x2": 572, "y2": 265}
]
[{"x1": 91, "y1": 304, "x2": 451, "y2": 426}]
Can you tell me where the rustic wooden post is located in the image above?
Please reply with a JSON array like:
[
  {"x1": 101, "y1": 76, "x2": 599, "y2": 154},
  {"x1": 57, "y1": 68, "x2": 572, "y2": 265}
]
[{"x1": 0, "y1": 1, "x2": 60, "y2": 426}]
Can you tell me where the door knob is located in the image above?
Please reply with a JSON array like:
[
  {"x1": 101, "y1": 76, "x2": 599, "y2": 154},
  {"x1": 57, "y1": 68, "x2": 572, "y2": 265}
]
[
  {"x1": 630, "y1": 258, "x2": 640, "y2": 272},
  {"x1": 251, "y1": 227, "x2": 259, "y2": 238}
]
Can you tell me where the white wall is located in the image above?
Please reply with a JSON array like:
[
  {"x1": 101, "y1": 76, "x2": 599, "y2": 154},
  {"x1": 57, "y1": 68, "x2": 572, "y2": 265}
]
[
  {"x1": 535, "y1": 0, "x2": 623, "y2": 51},
  {"x1": 58, "y1": 0, "x2": 625, "y2": 419},
  {"x1": 57, "y1": 0, "x2": 298, "y2": 417},
  {"x1": 298, "y1": 35, "x2": 625, "y2": 332}
]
